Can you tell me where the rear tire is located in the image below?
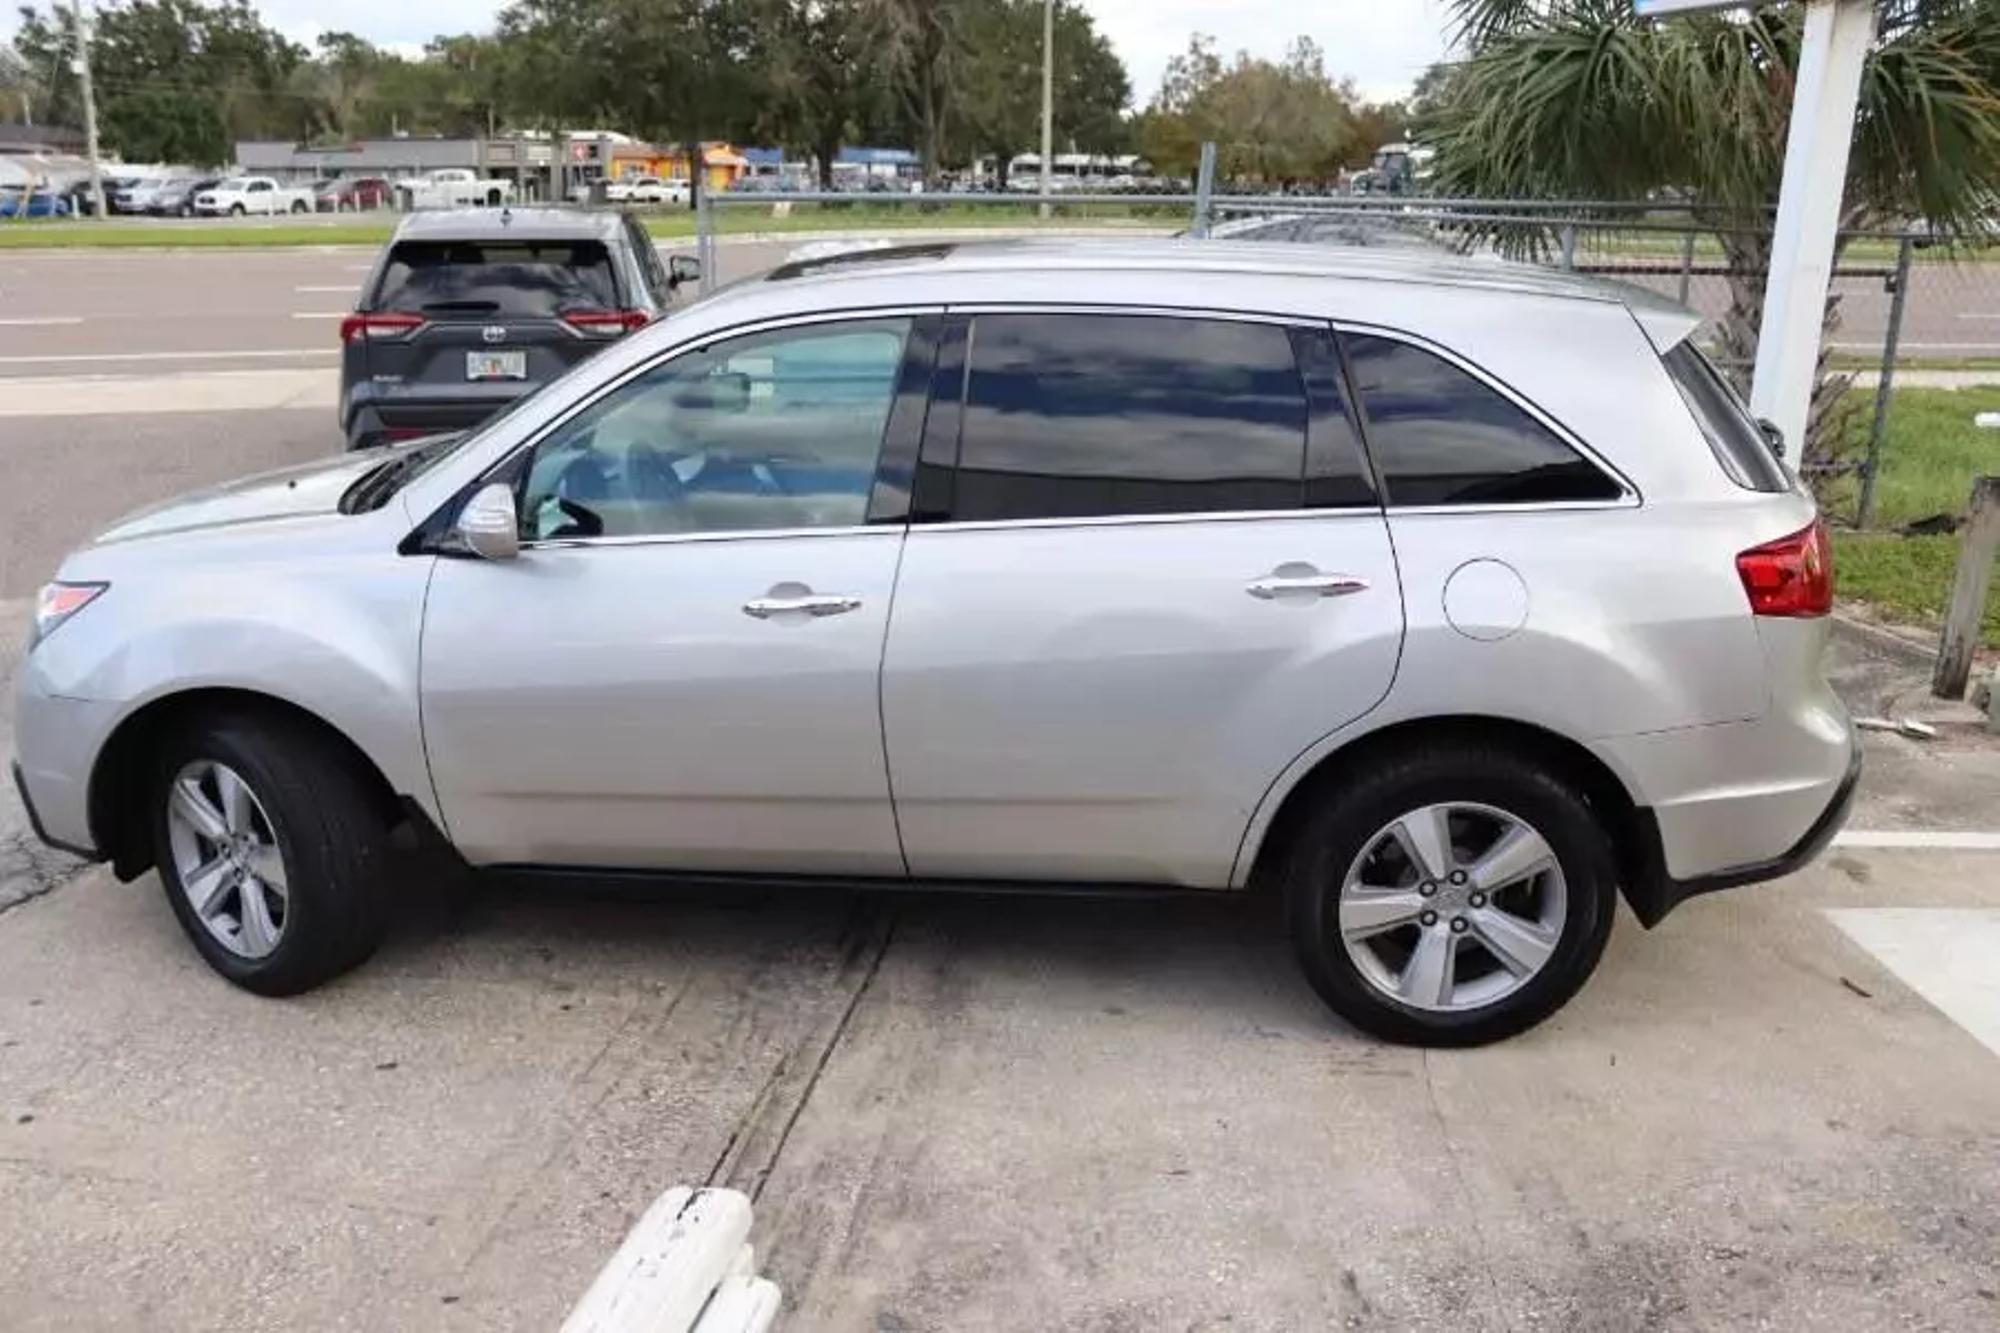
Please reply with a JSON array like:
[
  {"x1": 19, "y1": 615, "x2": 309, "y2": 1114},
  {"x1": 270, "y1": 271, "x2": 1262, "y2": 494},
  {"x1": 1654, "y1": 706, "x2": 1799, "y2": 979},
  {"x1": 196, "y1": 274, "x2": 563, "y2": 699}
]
[
  {"x1": 1283, "y1": 741, "x2": 1617, "y2": 1047},
  {"x1": 150, "y1": 708, "x2": 393, "y2": 996}
]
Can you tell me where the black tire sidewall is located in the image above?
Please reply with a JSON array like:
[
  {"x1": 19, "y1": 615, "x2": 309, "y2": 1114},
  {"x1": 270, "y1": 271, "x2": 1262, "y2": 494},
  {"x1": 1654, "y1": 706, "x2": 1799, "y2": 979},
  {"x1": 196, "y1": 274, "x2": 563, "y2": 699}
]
[
  {"x1": 148, "y1": 713, "x2": 386, "y2": 996},
  {"x1": 1287, "y1": 751, "x2": 1616, "y2": 1047}
]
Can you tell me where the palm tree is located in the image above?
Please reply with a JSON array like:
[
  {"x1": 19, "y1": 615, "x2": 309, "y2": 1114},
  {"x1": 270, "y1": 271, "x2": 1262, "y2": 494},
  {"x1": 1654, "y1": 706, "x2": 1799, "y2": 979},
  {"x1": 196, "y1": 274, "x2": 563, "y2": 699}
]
[{"x1": 1427, "y1": 0, "x2": 2000, "y2": 465}]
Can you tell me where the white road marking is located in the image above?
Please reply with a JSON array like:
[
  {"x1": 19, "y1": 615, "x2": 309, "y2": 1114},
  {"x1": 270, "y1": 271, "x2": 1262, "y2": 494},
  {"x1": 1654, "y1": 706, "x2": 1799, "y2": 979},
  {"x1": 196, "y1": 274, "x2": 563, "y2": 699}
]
[
  {"x1": 1957, "y1": 313, "x2": 2000, "y2": 321},
  {"x1": 1833, "y1": 830, "x2": 2000, "y2": 851},
  {"x1": 0, "y1": 316, "x2": 84, "y2": 326},
  {"x1": 1828, "y1": 909, "x2": 2000, "y2": 1058},
  {"x1": 0, "y1": 348, "x2": 334, "y2": 366},
  {"x1": 343, "y1": 264, "x2": 373, "y2": 272},
  {"x1": 294, "y1": 285, "x2": 357, "y2": 293},
  {"x1": 0, "y1": 368, "x2": 333, "y2": 416},
  {"x1": 1832, "y1": 339, "x2": 2000, "y2": 352},
  {"x1": 290, "y1": 311, "x2": 350, "y2": 319}
]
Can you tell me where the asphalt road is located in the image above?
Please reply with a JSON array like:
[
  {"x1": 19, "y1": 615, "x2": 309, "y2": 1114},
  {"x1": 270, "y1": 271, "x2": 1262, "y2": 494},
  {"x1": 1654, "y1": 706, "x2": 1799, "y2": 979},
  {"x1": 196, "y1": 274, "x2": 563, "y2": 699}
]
[
  {"x1": 2, "y1": 238, "x2": 2000, "y2": 1330},
  {"x1": 0, "y1": 238, "x2": 1996, "y2": 386}
]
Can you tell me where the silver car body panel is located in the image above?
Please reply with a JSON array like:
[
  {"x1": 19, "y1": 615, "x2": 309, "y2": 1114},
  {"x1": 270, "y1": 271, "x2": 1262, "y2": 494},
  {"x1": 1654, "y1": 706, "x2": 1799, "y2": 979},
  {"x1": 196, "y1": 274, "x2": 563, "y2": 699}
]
[{"x1": 13, "y1": 239, "x2": 1851, "y2": 900}]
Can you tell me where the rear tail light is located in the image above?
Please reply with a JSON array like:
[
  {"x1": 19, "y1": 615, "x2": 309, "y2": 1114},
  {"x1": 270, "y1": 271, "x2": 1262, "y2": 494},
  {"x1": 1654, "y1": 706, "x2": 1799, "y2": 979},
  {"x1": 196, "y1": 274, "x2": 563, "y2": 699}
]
[
  {"x1": 339, "y1": 312, "x2": 426, "y2": 343},
  {"x1": 562, "y1": 309, "x2": 651, "y2": 337},
  {"x1": 1736, "y1": 517, "x2": 1834, "y2": 617}
]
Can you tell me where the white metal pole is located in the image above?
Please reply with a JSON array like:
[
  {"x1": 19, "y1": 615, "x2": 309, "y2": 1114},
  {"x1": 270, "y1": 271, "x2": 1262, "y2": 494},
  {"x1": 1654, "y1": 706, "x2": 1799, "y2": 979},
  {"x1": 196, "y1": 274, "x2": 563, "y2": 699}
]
[
  {"x1": 1039, "y1": 0, "x2": 1054, "y2": 221},
  {"x1": 68, "y1": 0, "x2": 106, "y2": 220},
  {"x1": 1747, "y1": 0, "x2": 1876, "y2": 454}
]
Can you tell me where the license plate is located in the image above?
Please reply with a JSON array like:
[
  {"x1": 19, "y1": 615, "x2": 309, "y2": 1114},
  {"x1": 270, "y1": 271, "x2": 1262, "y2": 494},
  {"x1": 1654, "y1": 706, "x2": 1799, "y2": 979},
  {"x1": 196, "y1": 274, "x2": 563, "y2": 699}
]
[{"x1": 466, "y1": 350, "x2": 527, "y2": 381}]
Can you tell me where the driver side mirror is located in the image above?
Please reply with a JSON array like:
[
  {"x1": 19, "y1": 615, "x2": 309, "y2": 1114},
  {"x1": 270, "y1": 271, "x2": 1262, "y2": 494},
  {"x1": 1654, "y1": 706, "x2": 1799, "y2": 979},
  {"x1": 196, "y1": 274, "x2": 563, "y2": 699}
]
[
  {"x1": 668, "y1": 254, "x2": 701, "y2": 290},
  {"x1": 455, "y1": 482, "x2": 521, "y2": 561}
]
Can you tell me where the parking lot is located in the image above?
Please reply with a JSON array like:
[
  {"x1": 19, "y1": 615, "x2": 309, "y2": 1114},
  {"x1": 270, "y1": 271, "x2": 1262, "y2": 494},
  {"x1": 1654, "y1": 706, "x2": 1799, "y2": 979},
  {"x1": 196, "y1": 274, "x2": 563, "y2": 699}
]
[{"x1": 3, "y1": 238, "x2": 2000, "y2": 1331}]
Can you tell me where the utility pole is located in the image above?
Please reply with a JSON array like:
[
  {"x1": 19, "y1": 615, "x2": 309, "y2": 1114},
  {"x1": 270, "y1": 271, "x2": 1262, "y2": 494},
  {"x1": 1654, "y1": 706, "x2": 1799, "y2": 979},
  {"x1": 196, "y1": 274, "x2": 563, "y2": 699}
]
[
  {"x1": 68, "y1": 0, "x2": 106, "y2": 221},
  {"x1": 1039, "y1": 0, "x2": 1053, "y2": 220}
]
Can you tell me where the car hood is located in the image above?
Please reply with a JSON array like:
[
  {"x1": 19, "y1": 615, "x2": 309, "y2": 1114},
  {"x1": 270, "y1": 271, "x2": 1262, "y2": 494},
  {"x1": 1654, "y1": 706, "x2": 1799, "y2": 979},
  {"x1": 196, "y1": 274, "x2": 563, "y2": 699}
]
[{"x1": 92, "y1": 445, "x2": 425, "y2": 546}]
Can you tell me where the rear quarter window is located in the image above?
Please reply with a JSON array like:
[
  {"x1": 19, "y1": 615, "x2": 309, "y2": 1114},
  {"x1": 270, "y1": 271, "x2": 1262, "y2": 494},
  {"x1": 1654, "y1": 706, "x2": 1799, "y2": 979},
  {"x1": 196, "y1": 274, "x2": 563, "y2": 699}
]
[
  {"x1": 373, "y1": 239, "x2": 619, "y2": 318},
  {"x1": 1661, "y1": 343, "x2": 1791, "y2": 492}
]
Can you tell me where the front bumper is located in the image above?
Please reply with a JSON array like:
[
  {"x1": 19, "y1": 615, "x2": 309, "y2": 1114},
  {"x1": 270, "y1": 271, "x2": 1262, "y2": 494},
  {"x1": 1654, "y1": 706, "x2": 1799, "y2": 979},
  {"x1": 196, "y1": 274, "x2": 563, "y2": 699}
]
[{"x1": 11, "y1": 760, "x2": 99, "y2": 860}]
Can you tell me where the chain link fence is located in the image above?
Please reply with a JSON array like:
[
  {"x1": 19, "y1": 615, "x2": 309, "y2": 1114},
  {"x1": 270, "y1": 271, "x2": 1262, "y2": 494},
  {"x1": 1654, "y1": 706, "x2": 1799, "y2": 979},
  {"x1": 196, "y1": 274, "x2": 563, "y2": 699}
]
[{"x1": 692, "y1": 177, "x2": 2000, "y2": 531}]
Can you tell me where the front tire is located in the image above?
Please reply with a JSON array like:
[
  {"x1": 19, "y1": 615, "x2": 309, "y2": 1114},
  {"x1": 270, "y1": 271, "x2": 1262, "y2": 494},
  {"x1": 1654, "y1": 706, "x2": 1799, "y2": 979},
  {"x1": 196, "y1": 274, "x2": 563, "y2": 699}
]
[
  {"x1": 229, "y1": 203, "x2": 245, "y2": 217},
  {"x1": 1283, "y1": 742, "x2": 1617, "y2": 1047},
  {"x1": 150, "y1": 708, "x2": 393, "y2": 996}
]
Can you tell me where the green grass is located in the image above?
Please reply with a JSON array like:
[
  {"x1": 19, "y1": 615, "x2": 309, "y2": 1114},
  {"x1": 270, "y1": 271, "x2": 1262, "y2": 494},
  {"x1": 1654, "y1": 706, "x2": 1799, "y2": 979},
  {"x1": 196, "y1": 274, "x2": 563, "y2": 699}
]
[
  {"x1": 0, "y1": 218, "x2": 398, "y2": 248},
  {"x1": 1827, "y1": 385, "x2": 2000, "y2": 646},
  {"x1": 0, "y1": 203, "x2": 1179, "y2": 250}
]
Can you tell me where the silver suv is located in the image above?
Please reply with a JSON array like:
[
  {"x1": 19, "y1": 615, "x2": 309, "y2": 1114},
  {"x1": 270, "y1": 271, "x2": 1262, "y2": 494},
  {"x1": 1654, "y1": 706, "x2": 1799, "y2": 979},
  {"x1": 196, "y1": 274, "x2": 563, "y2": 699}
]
[{"x1": 10, "y1": 241, "x2": 1857, "y2": 1045}]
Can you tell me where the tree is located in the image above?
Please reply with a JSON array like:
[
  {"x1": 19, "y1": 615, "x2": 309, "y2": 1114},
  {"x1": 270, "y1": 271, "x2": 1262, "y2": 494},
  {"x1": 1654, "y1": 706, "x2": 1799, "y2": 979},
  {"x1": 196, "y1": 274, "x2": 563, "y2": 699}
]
[
  {"x1": 13, "y1": 1, "x2": 305, "y2": 164},
  {"x1": 1428, "y1": 0, "x2": 2000, "y2": 465},
  {"x1": 760, "y1": 1, "x2": 901, "y2": 187},
  {"x1": 1139, "y1": 35, "x2": 1361, "y2": 186},
  {"x1": 952, "y1": 0, "x2": 1130, "y2": 185},
  {"x1": 870, "y1": 0, "x2": 967, "y2": 182}
]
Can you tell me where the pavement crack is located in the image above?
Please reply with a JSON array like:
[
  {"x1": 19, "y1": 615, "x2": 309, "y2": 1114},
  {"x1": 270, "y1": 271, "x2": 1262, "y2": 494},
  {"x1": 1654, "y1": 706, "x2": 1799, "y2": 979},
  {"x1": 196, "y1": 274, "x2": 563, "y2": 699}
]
[
  {"x1": 0, "y1": 831, "x2": 87, "y2": 918},
  {"x1": 706, "y1": 900, "x2": 897, "y2": 1204},
  {"x1": 1423, "y1": 1049, "x2": 1514, "y2": 1333}
]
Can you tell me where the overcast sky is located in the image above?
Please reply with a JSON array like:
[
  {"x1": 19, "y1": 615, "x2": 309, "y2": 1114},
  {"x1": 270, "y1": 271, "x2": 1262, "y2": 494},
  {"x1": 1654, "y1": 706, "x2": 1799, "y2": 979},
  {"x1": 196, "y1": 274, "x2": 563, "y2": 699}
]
[{"x1": 19, "y1": 1, "x2": 1457, "y2": 106}]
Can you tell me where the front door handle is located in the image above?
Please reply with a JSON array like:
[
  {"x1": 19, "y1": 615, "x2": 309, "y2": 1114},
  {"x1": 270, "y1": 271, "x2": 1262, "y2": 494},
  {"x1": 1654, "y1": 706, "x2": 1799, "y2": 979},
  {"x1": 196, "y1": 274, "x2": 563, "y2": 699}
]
[
  {"x1": 743, "y1": 583, "x2": 863, "y2": 620},
  {"x1": 1246, "y1": 566, "x2": 1371, "y2": 601}
]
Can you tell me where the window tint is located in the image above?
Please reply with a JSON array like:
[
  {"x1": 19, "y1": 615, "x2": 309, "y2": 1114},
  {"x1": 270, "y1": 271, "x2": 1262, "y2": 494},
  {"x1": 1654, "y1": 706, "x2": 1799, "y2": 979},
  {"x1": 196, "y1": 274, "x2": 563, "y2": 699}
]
[
  {"x1": 1661, "y1": 342, "x2": 1789, "y2": 492},
  {"x1": 952, "y1": 313, "x2": 1307, "y2": 521},
  {"x1": 520, "y1": 317, "x2": 911, "y2": 540},
  {"x1": 1344, "y1": 333, "x2": 1622, "y2": 506},
  {"x1": 375, "y1": 240, "x2": 619, "y2": 318}
]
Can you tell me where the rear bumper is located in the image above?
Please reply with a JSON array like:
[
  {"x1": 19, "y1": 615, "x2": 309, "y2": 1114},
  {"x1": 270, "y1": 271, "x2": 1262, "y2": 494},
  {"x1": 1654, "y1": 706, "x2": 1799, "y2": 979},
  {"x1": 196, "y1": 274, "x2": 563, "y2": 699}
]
[
  {"x1": 343, "y1": 385, "x2": 529, "y2": 447},
  {"x1": 1624, "y1": 742, "x2": 1859, "y2": 928}
]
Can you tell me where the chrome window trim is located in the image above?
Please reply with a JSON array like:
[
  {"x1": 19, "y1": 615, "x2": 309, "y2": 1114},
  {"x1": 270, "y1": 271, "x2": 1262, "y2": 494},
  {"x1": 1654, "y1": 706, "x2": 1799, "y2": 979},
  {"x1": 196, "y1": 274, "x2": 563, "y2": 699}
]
[
  {"x1": 520, "y1": 524, "x2": 895, "y2": 553},
  {"x1": 1330, "y1": 319, "x2": 1642, "y2": 509},
  {"x1": 906, "y1": 507, "x2": 1387, "y2": 535}
]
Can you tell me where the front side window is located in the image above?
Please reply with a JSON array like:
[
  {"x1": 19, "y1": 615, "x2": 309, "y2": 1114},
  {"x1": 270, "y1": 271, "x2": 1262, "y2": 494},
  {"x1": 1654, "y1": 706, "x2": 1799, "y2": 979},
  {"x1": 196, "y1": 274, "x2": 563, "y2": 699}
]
[
  {"x1": 1344, "y1": 333, "x2": 1623, "y2": 506},
  {"x1": 519, "y1": 317, "x2": 912, "y2": 540},
  {"x1": 951, "y1": 313, "x2": 1309, "y2": 521}
]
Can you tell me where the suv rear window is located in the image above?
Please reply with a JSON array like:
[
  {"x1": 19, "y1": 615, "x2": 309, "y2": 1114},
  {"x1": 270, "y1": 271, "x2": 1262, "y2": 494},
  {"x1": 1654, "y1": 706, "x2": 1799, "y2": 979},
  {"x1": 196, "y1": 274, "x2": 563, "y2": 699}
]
[
  {"x1": 1661, "y1": 342, "x2": 1790, "y2": 492},
  {"x1": 373, "y1": 240, "x2": 619, "y2": 318}
]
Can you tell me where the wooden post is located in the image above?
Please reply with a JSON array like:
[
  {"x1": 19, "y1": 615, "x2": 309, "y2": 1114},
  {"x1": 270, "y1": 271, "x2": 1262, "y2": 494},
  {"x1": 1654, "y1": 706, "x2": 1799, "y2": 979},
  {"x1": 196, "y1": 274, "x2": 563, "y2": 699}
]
[{"x1": 1933, "y1": 475, "x2": 2000, "y2": 700}]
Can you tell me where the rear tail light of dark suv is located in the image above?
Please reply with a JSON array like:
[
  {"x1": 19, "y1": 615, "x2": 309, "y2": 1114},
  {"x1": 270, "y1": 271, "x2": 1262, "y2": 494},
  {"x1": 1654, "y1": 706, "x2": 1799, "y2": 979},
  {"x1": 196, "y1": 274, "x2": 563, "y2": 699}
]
[
  {"x1": 562, "y1": 309, "x2": 652, "y2": 338},
  {"x1": 1736, "y1": 517, "x2": 1833, "y2": 617},
  {"x1": 339, "y1": 312, "x2": 425, "y2": 343}
]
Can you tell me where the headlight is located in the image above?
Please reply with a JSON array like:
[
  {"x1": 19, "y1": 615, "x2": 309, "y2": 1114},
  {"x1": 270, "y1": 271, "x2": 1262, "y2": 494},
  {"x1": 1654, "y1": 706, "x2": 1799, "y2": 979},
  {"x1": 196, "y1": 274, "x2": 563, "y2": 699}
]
[{"x1": 30, "y1": 581, "x2": 107, "y2": 648}]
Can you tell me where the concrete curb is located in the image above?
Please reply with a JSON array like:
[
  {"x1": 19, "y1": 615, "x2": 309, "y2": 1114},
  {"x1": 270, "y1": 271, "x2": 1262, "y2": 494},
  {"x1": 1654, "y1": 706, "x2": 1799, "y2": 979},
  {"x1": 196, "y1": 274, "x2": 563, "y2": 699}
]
[{"x1": 1832, "y1": 610, "x2": 1938, "y2": 668}]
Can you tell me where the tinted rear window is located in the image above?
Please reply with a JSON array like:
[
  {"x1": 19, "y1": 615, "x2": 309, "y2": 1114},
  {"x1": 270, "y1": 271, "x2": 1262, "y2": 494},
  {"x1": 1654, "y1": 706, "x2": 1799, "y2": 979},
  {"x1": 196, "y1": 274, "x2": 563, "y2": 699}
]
[
  {"x1": 1661, "y1": 342, "x2": 1790, "y2": 492},
  {"x1": 1344, "y1": 333, "x2": 1623, "y2": 506},
  {"x1": 374, "y1": 240, "x2": 618, "y2": 317}
]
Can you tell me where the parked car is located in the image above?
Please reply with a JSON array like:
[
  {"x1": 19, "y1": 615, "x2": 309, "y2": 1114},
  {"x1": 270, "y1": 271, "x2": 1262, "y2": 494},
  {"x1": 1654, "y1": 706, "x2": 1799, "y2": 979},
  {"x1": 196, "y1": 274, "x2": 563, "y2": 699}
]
[
  {"x1": 66, "y1": 176, "x2": 139, "y2": 215},
  {"x1": 192, "y1": 176, "x2": 315, "y2": 216},
  {"x1": 316, "y1": 176, "x2": 392, "y2": 212},
  {"x1": 622, "y1": 176, "x2": 691, "y2": 207},
  {"x1": 337, "y1": 207, "x2": 687, "y2": 450},
  {"x1": 0, "y1": 188, "x2": 71, "y2": 218},
  {"x1": 123, "y1": 175, "x2": 205, "y2": 215},
  {"x1": 395, "y1": 169, "x2": 514, "y2": 210},
  {"x1": 146, "y1": 176, "x2": 221, "y2": 217},
  {"x1": 9, "y1": 240, "x2": 1856, "y2": 1044}
]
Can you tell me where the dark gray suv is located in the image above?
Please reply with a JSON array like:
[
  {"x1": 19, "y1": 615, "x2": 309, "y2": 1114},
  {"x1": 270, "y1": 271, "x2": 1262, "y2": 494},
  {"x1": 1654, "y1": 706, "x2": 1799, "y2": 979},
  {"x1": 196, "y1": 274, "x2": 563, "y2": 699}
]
[{"x1": 339, "y1": 208, "x2": 692, "y2": 450}]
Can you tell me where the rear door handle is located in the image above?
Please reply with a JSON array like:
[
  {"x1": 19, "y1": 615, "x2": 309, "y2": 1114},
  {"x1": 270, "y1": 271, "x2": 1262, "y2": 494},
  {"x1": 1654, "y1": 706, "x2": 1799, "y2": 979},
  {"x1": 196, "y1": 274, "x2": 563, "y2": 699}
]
[
  {"x1": 1246, "y1": 569, "x2": 1371, "y2": 600},
  {"x1": 743, "y1": 590, "x2": 863, "y2": 619}
]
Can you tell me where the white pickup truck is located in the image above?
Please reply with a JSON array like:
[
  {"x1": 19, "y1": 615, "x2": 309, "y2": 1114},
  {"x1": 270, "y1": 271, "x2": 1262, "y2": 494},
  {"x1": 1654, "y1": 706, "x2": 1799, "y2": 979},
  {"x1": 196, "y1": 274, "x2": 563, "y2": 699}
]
[
  {"x1": 192, "y1": 176, "x2": 315, "y2": 217},
  {"x1": 395, "y1": 169, "x2": 515, "y2": 210}
]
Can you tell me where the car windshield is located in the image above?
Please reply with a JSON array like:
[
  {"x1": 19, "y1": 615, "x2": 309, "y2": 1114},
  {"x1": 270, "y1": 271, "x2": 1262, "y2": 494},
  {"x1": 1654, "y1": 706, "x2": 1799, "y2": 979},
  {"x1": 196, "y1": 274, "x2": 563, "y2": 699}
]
[{"x1": 372, "y1": 239, "x2": 620, "y2": 317}]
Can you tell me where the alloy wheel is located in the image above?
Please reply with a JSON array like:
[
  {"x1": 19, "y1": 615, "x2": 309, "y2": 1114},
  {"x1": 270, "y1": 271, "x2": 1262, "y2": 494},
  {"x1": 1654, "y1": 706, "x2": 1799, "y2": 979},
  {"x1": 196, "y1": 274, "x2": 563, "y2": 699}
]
[
  {"x1": 1337, "y1": 802, "x2": 1567, "y2": 1013},
  {"x1": 164, "y1": 760, "x2": 290, "y2": 960}
]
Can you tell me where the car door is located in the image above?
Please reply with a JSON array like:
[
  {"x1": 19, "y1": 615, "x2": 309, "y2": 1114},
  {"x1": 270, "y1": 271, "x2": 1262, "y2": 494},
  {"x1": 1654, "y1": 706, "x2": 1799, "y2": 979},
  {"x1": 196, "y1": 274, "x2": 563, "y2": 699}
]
[
  {"x1": 880, "y1": 311, "x2": 1405, "y2": 889},
  {"x1": 248, "y1": 179, "x2": 274, "y2": 214},
  {"x1": 421, "y1": 312, "x2": 935, "y2": 873}
]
